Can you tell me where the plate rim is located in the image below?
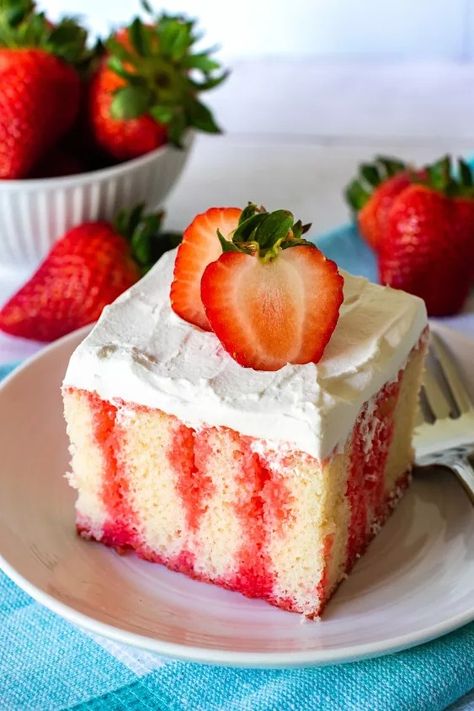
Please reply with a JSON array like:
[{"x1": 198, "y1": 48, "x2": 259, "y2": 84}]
[{"x1": 0, "y1": 326, "x2": 473, "y2": 669}]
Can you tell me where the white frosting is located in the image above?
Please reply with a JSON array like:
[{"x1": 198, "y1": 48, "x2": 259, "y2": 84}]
[{"x1": 63, "y1": 249, "x2": 427, "y2": 459}]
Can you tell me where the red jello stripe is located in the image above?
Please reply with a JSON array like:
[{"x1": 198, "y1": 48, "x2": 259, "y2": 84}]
[
  {"x1": 86, "y1": 391, "x2": 138, "y2": 549},
  {"x1": 168, "y1": 422, "x2": 214, "y2": 532},
  {"x1": 231, "y1": 438, "x2": 275, "y2": 599},
  {"x1": 346, "y1": 373, "x2": 401, "y2": 569},
  {"x1": 138, "y1": 546, "x2": 196, "y2": 578}
]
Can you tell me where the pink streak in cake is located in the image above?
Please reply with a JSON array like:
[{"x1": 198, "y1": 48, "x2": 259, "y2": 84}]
[
  {"x1": 87, "y1": 392, "x2": 138, "y2": 550},
  {"x1": 346, "y1": 374, "x2": 401, "y2": 569},
  {"x1": 168, "y1": 423, "x2": 214, "y2": 532},
  {"x1": 231, "y1": 440, "x2": 275, "y2": 599}
]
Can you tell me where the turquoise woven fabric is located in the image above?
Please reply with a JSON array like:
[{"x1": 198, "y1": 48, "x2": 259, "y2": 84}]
[
  {"x1": 1, "y1": 227, "x2": 474, "y2": 710},
  {"x1": 0, "y1": 361, "x2": 18, "y2": 381},
  {"x1": 1, "y1": 568, "x2": 473, "y2": 710}
]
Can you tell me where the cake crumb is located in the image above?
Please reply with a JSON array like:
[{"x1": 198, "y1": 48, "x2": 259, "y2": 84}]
[
  {"x1": 299, "y1": 614, "x2": 321, "y2": 624},
  {"x1": 97, "y1": 344, "x2": 117, "y2": 359}
]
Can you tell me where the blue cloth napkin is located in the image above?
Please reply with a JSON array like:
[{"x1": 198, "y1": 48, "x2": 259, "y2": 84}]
[
  {"x1": 0, "y1": 361, "x2": 18, "y2": 381},
  {"x1": 1, "y1": 261, "x2": 474, "y2": 710}
]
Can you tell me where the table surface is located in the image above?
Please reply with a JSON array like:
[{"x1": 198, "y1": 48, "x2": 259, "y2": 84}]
[
  {"x1": 2, "y1": 59, "x2": 474, "y2": 364},
  {"x1": 0, "y1": 60, "x2": 473, "y2": 708}
]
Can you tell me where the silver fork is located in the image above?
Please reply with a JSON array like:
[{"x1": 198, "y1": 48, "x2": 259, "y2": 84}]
[{"x1": 414, "y1": 331, "x2": 474, "y2": 505}]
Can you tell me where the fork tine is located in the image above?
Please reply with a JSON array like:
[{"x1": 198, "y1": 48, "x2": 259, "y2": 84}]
[
  {"x1": 422, "y1": 367, "x2": 451, "y2": 420},
  {"x1": 430, "y1": 332, "x2": 473, "y2": 414}
]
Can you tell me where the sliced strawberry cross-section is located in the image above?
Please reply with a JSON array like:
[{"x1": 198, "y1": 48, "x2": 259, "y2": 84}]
[
  {"x1": 171, "y1": 203, "x2": 344, "y2": 371},
  {"x1": 201, "y1": 246, "x2": 344, "y2": 371},
  {"x1": 170, "y1": 207, "x2": 241, "y2": 330}
]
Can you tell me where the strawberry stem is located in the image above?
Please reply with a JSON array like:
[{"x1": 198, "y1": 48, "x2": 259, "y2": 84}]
[
  {"x1": 345, "y1": 155, "x2": 409, "y2": 211},
  {"x1": 114, "y1": 204, "x2": 182, "y2": 274},
  {"x1": 346, "y1": 154, "x2": 474, "y2": 211},
  {"x1": 0, "y1": 0, "x2": 90, "y2": 67},
  {"x1": 106, "y1": 7, "x2": 228, "y2": 147},
  {"x1": 218, "y1": 203, "x2": 313, "y2": 262}
]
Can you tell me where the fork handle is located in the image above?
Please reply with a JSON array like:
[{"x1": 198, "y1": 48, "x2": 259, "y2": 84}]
[{"x1": 447, "y1": 455, "x2": 474, "y2": 506}]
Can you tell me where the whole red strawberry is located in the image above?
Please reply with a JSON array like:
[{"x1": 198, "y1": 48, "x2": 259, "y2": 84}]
[
  {"x1": 0, "y1": 207, "x2": 181, "y2": 341},
  {"x1": 346, "y1": 155, "x2": 474, "y2": 316},
  {"x1": 171, "y1": 204, "x2": 344, "y2": 371},
  {"x1": 0, "y1": 1, "x2": 89, "y2": 179},
  {"x1": 346, "y1": 157, "x2": 413, "y2": 251},
  {"x1": 89, "y1": 7, "x2": 227, "y2": 160},
  {"x1": 89, "y1": 62, "x2": 167, "y2": 162}
]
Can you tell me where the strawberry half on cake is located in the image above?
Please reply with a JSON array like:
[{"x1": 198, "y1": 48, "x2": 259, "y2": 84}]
[{"x1": 62, "y1": 204, "x2": 428, "y2": 617}]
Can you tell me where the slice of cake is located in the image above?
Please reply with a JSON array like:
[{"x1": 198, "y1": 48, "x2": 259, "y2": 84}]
[{"x1": 62, "y1": 204, "x2": 428, "y2": 617}]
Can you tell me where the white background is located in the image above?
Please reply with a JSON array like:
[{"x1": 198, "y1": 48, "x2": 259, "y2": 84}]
[{"x1": 44, "y1": 0, "x2": 474, "y2": 59}]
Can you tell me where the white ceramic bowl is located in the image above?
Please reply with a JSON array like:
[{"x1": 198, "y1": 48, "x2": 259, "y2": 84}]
[{"x1": 0, "y1": 131, "x2": 194, "y2": 270}]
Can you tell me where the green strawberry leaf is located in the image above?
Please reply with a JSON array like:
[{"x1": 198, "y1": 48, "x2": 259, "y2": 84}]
[
  {"x1": 189, "y1": 71, "x2": 229, "y2": 91},
  {"x1": 360, "y1": 163, "x2": 381, "y2": 187},
  {"x1": 129, "y1": 17, "x2": 149, "y2": 57},
  {"x1": 345, "y1": 180, "x2": 371, "y2": 211},
  {"x1": 239, "y1": 203, "x2": 260, "y2": 223},
  {"x1": 218, "y1": 229, "x2": 242, "y2": 252},
  {"x1": 1, "y1": 0, "x2": 34, "y2": 28},
  {"x1": 256, "y1": 210, "x2": 294, "y2": 251},
  {"x1": 183, "y1": 52, "x2": 221, "y2": 72},
  {"x1": 107, "y1": 56, "x2": 145, "y2": 85},
  {"x1": 187, "y1": 99, "x2": 221, "y2": 133},
  {"x1": 222, "y1": 204, "x2": 314, "y2": 261},
  {"x1": 149, "y1": 105, "x2": 174, "y2": 124},
  {"x1": 115, "y1": 205, "x2": 181, "y2": 274},
  {"x1": 458, "y1": 158, "x2": 473, "y2": 188},
  {"x1": 167, "y1": 110, "x2": 186, "y2": 147},
  {"x1": 292, "y1": 219, "x2": 311, "y2": 240},
  {"x1": 233, "y1": 213, "x2": 268, "y2": 243},
  {"x1": 131, "y1": 226, "x2": 152, "y2": 265},
  {"x1": 111, "y1": 85, "x2": 153, "y2": 120},
  {"x1": 376, "y1": 156, "x2": 407, "y2": 177},
  {"x1": 0, "y1": 3, "x2": 90, "y2": 67},
  {"x1": 106, "y1": 36, "x2": 135, "y2": 63},
  {"x1": 427, "y1": 155, "x2": 451, "y2": 192}
]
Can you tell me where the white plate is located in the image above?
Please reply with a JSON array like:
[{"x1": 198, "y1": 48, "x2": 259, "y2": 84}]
[{"x1": 0, "y1": 325, "x2": 473, "y2": 668}]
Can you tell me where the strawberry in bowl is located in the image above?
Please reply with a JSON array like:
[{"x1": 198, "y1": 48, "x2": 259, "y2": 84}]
[
  {"x1": 0, "y1": 1, "x2": 227, "y2": 271},
  {"x1": 0, "y1": 0, "x2": 88, "y2": 180},
  {"x1": 89, "y1": 6, "x2": 227, "y2": 159},
  {"x1": 346, "y1": 155, "x2": 474, "y2": 316}
]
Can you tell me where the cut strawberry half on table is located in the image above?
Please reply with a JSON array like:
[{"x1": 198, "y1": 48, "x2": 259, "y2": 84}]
[
  {"x1": 199, "y1": 204, "x2": 344, "y2": 371},
  {"x1": 170, "y1": 207, "x2": 241, "y2": 330}
]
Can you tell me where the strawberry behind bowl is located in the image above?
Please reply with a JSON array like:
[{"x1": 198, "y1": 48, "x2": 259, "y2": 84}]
[
  {"x1": 0, "y1": 206, "x2": 182, "y2": 341},
  {"x1": 346, "y1": 154, "x2": 474, "y2": 316}
]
